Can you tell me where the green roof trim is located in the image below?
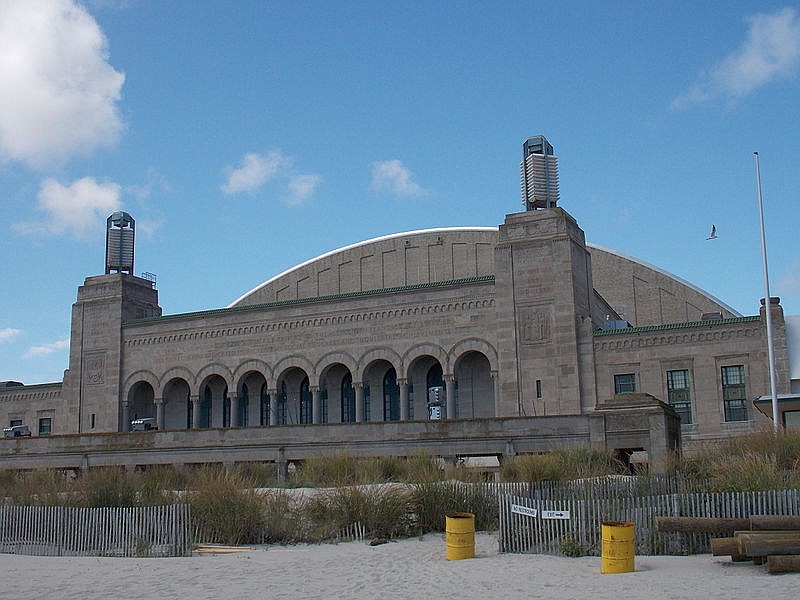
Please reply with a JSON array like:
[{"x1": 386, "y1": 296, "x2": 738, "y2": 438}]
[
  {"x1": 594, "y1": 315, "x2": 760, "y2": 336},
  {"x1": 125, "y1": 275, "x2": 495, "y2": 325}
]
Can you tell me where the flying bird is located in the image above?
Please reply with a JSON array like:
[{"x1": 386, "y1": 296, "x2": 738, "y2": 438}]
[{"x1": 707, "y1": 225, "x2": 717, "y2": 240}]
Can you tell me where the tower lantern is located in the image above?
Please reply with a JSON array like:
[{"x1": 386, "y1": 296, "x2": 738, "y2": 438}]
[
  {"x1": 105, "y1": 211, "x2": 135, "y2": 274},
  {"x1": 520, "y1": 135, "x2": 560, "y2": 210}
]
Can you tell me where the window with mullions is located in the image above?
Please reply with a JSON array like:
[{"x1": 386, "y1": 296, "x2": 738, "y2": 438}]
[
  {"x1": 299, "y1": 378, "x2": 312, "y2": 424},
  {"x1": 38, "y1": 417, "x2": 52, "y2": 436},
  {"x1": 722, "y1": 365, "x2": 747, "y2": 422},
  {"x1": 341, "y1": 374, "x2": 355, "y2": 423},
  {"x1": 667, "y1": 369, "x2": 692, "y2": 424},
  {"x1": 614, "y1": 373, "x2": 636, "y2": 394},
  {"x1": 383, "y1": 368, "x2": 400, "y2": 421},
  {"x1": 260, "y1": 384, "x2": 269, "y2": 426}
]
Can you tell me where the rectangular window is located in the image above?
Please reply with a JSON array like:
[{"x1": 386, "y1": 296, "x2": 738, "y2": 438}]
[
  {"x1": 536, "y1": 380, "x2": 542, "y2": 399},
  {"x1": 722, "y1": 365, "x2": 747, "y2": 422},
  {"x1": 667, "y1": 369, "x2": 692, "y2": 424},
  {"x1": 90, "y1": 413, "x2": 96, "y2": 429},
  {"x1": 38, "y1": 417, "x2": 52, "y2": 436},
  {"x1": 614, "y1": 373, "x2": 637, "y2": 394},
  {"x1": 9, "y1": 419, "x2": 22, "y2": 427}
]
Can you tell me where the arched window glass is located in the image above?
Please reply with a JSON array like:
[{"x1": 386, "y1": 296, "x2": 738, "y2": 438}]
[
  {"x1": 341, "y1": 373, "x2": 355, "y2": 423},
  {"x1": 383, "y1": 368, "x2": 400, "y2": 421},
  {"x1": 240, "y1": 384, "x2": 249, "y2": 427},
  {"x1": 222, "y1": 387, "x2": 231, "y2": 428},
  {"x1": 299, "y1": 377, "x2": 312, "y2": 424},
  {"x1": 201, "y1": 386, "x2": 212, "y2": 428},
  {"x1": 278, "y1": 382, "x2": 287, "y2": 425},
  {"x1": 260, "y1": 383, "x2": 270, "y2": 426},
  {"x1": 186, "y1": 392, "x2": 193, "y2": 429}
]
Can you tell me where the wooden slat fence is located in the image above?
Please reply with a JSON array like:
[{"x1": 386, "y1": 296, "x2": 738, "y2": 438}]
[
  {"x1": 0, "y1": 504, "x2": 193, "y2": 557},
  {"x1": 497, "y1": 482, "x2": 800, "y2": 556}
]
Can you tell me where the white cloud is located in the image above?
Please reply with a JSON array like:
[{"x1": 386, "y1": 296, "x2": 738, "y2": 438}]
[
  {"x1": 370, "y1": 159, "x2": 429, "y2": 198},
  {"x1": 0, "y1": 0, "x2": 125, "y2": 168},
  {"x1": 0, "y1": 328, "x2": 22, "y2": 343},
  {"x1": 24, "y1": 338, "x2": 69, "y2": 358},
  {"x1": 13, "y1": 176, "x2": 121, "y2": 239},
  {"x1": 284, "y1": 174, "x2": 322, "y2": 206},
  {"x1": 673, "y1": 7, "x2": 800, "y2": 108},
  {"x1": 221, "y1": 151, "x2": 293, "y2": 195}
]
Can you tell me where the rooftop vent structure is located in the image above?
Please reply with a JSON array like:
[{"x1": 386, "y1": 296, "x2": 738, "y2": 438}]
[
  {"x1": 105, "y1": 212, "x2": 135, "y2": 274},
  {"x1": 520, "y1": 135, "x2": 560, "y2": 210}
]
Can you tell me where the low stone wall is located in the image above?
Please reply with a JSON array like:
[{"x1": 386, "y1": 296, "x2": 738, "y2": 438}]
[{"x1": 0, "y1": 403, "x2": 679, "y2": 474}]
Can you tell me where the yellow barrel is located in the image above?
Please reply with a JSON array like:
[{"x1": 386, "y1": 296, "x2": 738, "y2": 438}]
[
  {"x1": 601, "y1": 521, "x2": 635, "y2": 573},
  {"x1": 445, "y1": 512, "x2": 475, "y2": 560}
]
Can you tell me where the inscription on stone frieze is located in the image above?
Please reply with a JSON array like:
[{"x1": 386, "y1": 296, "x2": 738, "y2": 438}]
[{"x1": 85, "y1": 352, "x2": 106, "y2": 385}]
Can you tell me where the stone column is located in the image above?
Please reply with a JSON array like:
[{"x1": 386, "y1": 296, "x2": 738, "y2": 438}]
[
  {"x1": 121, "y1": 400, "x2": 129, "y2": 432},
  {"x1": 399, "y1": 378, "x2": 409, "y2": 421},
  {"x1": 491, "y1": 371, "x2": 500, "y2": 417},
  {"x1": 191, "y1": 395, "x2": 200, "y2": 429},
  {"x1": 311, "y1": 386, "x2": 321, "y2": 424},
  {"x1": 268, "y1": 388, "x2": 279, "y2": 425},
  {"x1": 230, "y1": 393, "x2": 239, "y2": 427},
  {"x1": 155, "y1": 397, "x2": 165, "y2": 430},
  {"x1": 354, "y1": 382, "x2": 364, "y2": 422},
  {"x1": 445, "y1": 375, "x2": 456, "y2": 419}
]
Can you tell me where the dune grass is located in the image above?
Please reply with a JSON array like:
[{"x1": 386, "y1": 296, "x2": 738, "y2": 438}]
[{"x1": 1, "y1": 432, "x2": 798, "y2": 544}]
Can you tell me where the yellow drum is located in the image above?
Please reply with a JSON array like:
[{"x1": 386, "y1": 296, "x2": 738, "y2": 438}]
[
  {"x1": 601, "y1": 521, "x2": 635, "y2": 573},
  {"x1": 445, "y1": 512, "x2": 475, "y2": 560}
]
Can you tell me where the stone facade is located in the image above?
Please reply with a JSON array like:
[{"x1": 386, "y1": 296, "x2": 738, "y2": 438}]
[{"x1": 0, "y1": 206, "x2": 790, "y2": 464}]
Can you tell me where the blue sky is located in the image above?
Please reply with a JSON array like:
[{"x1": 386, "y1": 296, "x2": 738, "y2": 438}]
[{"x1": 1, "y1": 1, "x2": 799, "y2": 384}]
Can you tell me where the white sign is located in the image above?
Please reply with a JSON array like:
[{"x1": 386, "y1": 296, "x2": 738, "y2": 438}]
[
  {"x1": 541, "y1": 510, "x2": 571, "y2": 520},
  {"x1": 511, "y1": 504, "x2": 538, "y2": 518}
]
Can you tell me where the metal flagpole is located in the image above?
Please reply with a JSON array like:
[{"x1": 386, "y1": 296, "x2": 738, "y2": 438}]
[{"x1": 754, "y1": 152, "x2": 780, "y2": 433}]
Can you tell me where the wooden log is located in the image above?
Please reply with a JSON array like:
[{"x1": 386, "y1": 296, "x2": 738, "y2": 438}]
[
  {"x1": 711, "y1": 537, "x2": 740, "y2": 557},
  {"x1": 750, "y1": 515, "x2": 800, "y2": 531},
  {"x1": 767, "y1": 555, "x2": 800, "y2": 574},
  {"x1": 735, "y1": 530, "x2": 800, "y2": 554},
  {"x1": 655, "y1": 517, "x2": 750, "y2": 534},
  {"x1": 739, "y1": 538, "x2": 800, "y2": 556}
]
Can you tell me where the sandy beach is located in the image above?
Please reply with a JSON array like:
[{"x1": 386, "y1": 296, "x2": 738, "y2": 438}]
[{"x1": 1, "y1": 532, "x2": 796, "y2": 600}]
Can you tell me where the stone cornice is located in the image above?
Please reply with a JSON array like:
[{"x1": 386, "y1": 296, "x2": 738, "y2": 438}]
[
  {"x1": 594, "y1": 319, "x2": 762, "y2": 352},
  {"x1": 0, "y1": 383, "x2": 62, "y2": 403},
  {"x1": 123, "y1": 295, "x2": 496, "y2": 348}
]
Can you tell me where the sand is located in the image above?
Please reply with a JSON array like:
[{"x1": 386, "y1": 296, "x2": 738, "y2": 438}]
[{"x1": 1, "y1": 532, "x2": 796, "y2": 599}]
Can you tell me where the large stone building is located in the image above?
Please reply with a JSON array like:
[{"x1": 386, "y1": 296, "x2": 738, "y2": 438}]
[{"x1": 2, "y1": 137, "x2": 798, "y2": 472}]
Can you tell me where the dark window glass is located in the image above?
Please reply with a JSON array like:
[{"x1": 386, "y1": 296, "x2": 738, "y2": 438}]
[
  {"x1": 383, "y1": 368, "x2": 400, "y2": 421},
  {"x1": 722, "y1": 365, "x2": 747, "y2": 422},
  {"x1": 667, "y1": 369, "x2": 692, "y2": 424},
  {"x1": 38, "y1": 418, "x2": 52, "y2": 436},
  {"x1": 341, "y1": 374, "x2": 355, "y2": 423},
  {"x1": 614, "y1": 373, "x2": 636, "y2": 394}
]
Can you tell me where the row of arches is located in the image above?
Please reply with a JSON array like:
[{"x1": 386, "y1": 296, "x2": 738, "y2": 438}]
[{"x1": 123, "y1": 346, "x2": 498, "y2": 431}]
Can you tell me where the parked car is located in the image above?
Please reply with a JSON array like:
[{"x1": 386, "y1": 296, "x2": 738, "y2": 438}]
[
  {"x1": 130, "y1": 417, "x2": 158, "y2": 431},
  {"x1": 3, "y1": 424, "x2": 31, "y2": 437}
]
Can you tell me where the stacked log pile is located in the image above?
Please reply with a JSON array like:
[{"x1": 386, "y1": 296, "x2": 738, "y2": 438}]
[{"x1": 656, "y1": 515, "x2": 800, "y2": 574}]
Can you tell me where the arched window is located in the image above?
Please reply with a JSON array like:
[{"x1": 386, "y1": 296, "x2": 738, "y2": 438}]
[
  {"x1": 201, "y1": 386, "x2": 213, "y2": 428},
  {"x1": 383, "y1": 368, "x2": 400, "y2": 421},
  {"x1": 260, "y1": 383, "x2": 270, "y2": 426},
  {"x1": 239, "y1": 384, "x2": 249, "y2": 427},
  {"x1": 299, "y1": 377, "x2": 312, "y2": 424},
  {"x1": 222, "y1": 387, "x2": 231, "y2": 427},
  {"x1": 278, "y1": 381, "x2": 288, "y2": 425},
  {"x1": 341, "y1": 373, "x2": 355, "y2": 423}
]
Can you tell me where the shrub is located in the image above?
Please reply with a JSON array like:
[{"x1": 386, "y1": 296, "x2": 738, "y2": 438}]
[
  {"x1": 410, "y1": 481, "x2": 497, "y2": 533},
  {"x1": 188, "y1": 469, "x2": 266, "y2": 544}
]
